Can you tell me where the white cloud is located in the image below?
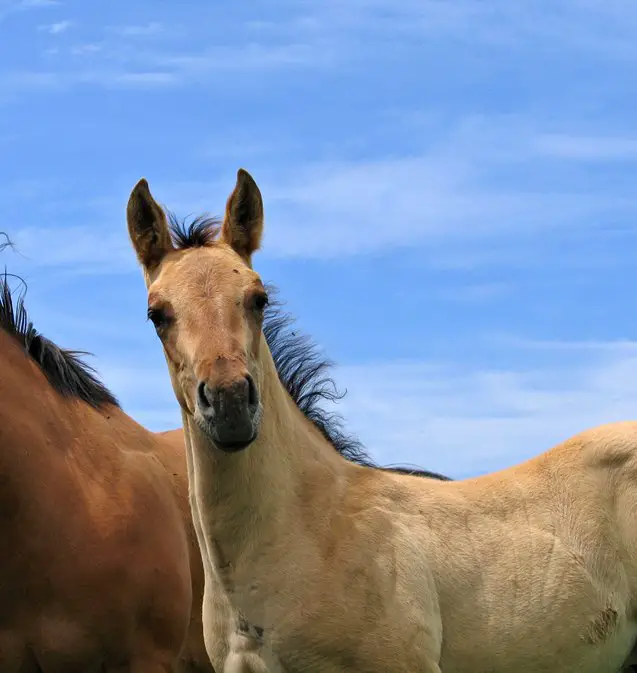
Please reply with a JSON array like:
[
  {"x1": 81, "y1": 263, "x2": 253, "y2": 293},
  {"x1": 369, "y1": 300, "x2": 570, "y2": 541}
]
[
  {"x1": 534, "y1": 134, "x2": 637, "y2": 161},
  {"x1": 0, "y1": 43, "x2": 320, "y2": 93},
  {"x1": 111, "y1": 22, "x2": 163, "y2": 37},
  {"x1": 18, "y1": 0, "x2": 59, "y2": 6},
  {"x1": 9, "y1": 223, "x2": 136, "y2": 273},
  {"x1": 38, "y1": 18, "x2": 71, "y2": 34},
  {"x1": 3, "y1": 113, "x2": 635, "y2": 269},
  {"x1": 489, "y1": 336, "x2": 637, "y2": 353},
  {"x1": 151, "y1": 42, "x2": 331, "y2": 73},
  {"x1": 0, "y1": 68, "x2": 178, "y2": 92},
  {"x1": 5, "y1": 0, "x2": 635, "y2": 93},
  {"x1": 155, "y1": 115, "x2": 635, "y2": 261},
  {"x1": 69, "y1": 42, "x2": 102, "y2": 55},
  {"x1": 236, "y1": 0, "x2": 637, "y2": 65},
  {"x1": 0, "y1": 0, "x2": 57, "y2": 23},
  {"x1": 105, "y1": 71, "x2": 176, "y2": 86},
  {"x1": 335, "y1": 339, "x2": 637, "y2": 478},
  {"x1": 434, "y1": 282, "x2": 511, "y2": 303},
  {"x1": 0, "y1": 71, "x2": 61, "y2": 90},
  {"x1": 1, "y1": 0, "x2": 59, "y2": 11}
]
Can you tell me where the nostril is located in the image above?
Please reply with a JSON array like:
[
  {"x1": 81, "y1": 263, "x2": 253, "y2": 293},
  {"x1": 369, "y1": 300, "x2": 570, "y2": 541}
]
[
  {"x1": 197, "y1": 381, "x2": 212, "y2": 410},
  {"x1": 246, "y1": 375, "x2": 258, "y2": 407}
]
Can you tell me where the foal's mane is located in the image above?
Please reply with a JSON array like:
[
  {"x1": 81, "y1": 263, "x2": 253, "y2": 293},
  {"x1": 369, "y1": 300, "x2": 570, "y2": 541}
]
[
  {"x1": 168, "y1": 215, "x2": 451, "y2": 481},
  {"x1": 0, "y1": 273, "x2": 119, "y2": 410}
]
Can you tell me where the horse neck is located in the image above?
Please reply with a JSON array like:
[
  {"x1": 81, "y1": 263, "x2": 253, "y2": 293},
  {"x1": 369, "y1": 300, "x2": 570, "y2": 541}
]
[{"x1": 183, "y1": 338, "x2": 350, "y2": 564}]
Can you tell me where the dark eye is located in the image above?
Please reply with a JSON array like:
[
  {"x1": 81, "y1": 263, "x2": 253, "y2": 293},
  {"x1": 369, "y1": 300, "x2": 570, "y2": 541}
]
[
  {"x1": 253, "y1": 293, "x2": 269, "y2": 312},
  {"x1": 147, "y1": 307, "x2": 171, "y2": 331}
]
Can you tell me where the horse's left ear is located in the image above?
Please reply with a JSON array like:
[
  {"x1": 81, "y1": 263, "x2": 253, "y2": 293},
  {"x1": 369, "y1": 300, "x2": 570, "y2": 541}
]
[
  {"x1": 127, "y1": 178, "x2": 174, "y2": 271},
  {"x1": 221, "y1": 169, "x2": 264, "y2": 262}
]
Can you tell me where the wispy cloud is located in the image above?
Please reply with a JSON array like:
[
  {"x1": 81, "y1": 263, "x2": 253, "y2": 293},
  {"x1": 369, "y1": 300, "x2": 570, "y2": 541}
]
[
  {"x1": 14, "y1": 0, "x2": 59, "y2": 8},
  {"x1": 69, "y1": 42, "x2": 102, "y2": 55},
  {"x1": 154, "y1": 115, "x2": 636, "y2": 261},
  {"x1": 0, "y1": 68, "x2": 177, "y2": 91},
  {"x1": 434, "y1": 282, "x2": 512, "y2": 303},
  {"x1": 38, "y1": 18, "x2": 72, "y2": 34},
  {"x1": 5, "y1": 0, "x2": 636, "y2": 93},
  {"x1": 336, "y1": 338, "x2": 637, "y2": 477},
  {"x1": 110, "y1": 22, "x2": 163, "y2": 37},
  {"x1": 303, "y1": 0, "x2": 637, "y2": 62},
  {"x1": 230, "y1": 0, "x2": 637, "y2": 68},
  {"x1": 107, "y1": 71, "x2": 176, "y2": 86},
  {"x1": 150, "y1": 41, "x2": 330, "y2": 73},
  {"x1": 534, "y1": 134, "x2": 637, "y2": 161},
  {"x1": 4, "y1": 111, "x2": 636, "y2": 269},
  {"x1": 0, "y1": 42, "x2": 327, "y2": 93},
  {"x1": 8, "y1": 223, "x2": 136, "y2": 274},
  {"x1": 0, "y1": 0, "x2": 58, "y2": 23},
  {"x1": 489, "y1": 336, "x2": 637, "y2": 354}
]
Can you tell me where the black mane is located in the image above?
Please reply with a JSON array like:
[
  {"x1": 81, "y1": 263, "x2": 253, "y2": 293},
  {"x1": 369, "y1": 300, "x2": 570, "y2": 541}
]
[
  {"x1": 168, "y1": 212, "x2": 221, "y2": 249},
  {"x1": 167, "y1": 212, "x2": 449, "y2": 481},
  {"x1": 0, "y1": 231, "x2": 13, "y2": 253},
  {"x1": 263, "y1": 301, "x2": 451, "y2": 481},
  {"x1": 0, "y1": 274, "x2": 119, "y2": 410},
  {"x1": 263, "y1": 303, "x2": 372, "y2": 466}
]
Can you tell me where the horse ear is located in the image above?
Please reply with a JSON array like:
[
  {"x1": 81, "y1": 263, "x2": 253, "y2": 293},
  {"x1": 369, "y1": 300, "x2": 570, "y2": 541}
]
[
  {"x1": 221, "y1": 169, "x2": 264, "y2": 262},
  {"x1": 127, "y1": 178, "x2": 174, "y2": 270}
]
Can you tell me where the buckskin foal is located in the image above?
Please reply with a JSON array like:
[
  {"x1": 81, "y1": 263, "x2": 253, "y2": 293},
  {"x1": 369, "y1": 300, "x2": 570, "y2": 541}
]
[
  {"x1": 126, "y1": 169, "x2": 637, "y2": 672},
  {"x1": 0, "y1": 278, "x2": 213, "y2": 673},
  {"x1": 159, "y1": 296, "x2": 448, "y2": 673}
]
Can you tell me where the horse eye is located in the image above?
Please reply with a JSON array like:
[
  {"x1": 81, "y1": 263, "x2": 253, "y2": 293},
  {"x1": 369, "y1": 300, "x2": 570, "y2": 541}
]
[
  {"x1": 253, "y1": 293, "x2": 269, "y2": 312},
  {"x1": 147, "y1": 307, "x2": 170, "y2": 331}
]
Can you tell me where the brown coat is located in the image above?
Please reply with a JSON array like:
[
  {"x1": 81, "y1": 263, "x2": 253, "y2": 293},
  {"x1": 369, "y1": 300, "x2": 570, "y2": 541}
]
[{"x1": 0, "y1": 314, "x2": 212, "y2": 673}]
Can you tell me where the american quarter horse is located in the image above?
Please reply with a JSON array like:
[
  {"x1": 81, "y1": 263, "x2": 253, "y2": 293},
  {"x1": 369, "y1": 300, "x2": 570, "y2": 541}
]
[
  {"x1": 164, "y1": 288, "x2": 449, "y2": 673},
  {"x1": 0, "y1": 276, "x2": 213, "y2": 673},
  {"x1": 126, "y1": 169, "x2": 637, "y2": 671}
]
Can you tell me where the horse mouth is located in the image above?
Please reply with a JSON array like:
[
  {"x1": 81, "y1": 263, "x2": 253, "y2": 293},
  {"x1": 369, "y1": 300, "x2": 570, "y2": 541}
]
[
  {"x1": 214, "y1": 434, "x2": 257, "y2": 453},
  {"x1": 195, "y1": 415, "x2": 258, "y2": 453}
]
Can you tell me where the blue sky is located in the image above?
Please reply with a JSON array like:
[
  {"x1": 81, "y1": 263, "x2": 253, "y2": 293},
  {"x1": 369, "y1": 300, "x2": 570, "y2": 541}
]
[{"x1": 1, "y1": 0, "x2": 637, "y2": 478}]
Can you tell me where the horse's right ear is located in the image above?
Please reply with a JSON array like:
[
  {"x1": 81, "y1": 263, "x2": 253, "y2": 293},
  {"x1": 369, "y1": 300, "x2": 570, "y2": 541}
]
[{"x1": 126, "y1": 179, "x2": 174, "y2": 270}]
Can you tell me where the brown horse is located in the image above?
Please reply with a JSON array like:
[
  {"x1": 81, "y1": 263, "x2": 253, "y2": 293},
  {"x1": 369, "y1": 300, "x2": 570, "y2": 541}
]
[
  {"x1": 126, "y1": 169, "x2": 637, "y2": 672},
  {"x1": 0, "y1": 277, "x2": 213, "y2": 673}
]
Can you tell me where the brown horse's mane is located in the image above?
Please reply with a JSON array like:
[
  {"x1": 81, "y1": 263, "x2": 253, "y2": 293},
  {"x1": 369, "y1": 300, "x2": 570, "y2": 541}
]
[
  {"x1": 0, "y1": 274, "x2": 120, "y2": 410},
  {"x1": 1, "y1": 231, "x2": 14, "y2": 253},
  {"x1": 167, "y1": 214, "x2": 451, "y2": 482}
]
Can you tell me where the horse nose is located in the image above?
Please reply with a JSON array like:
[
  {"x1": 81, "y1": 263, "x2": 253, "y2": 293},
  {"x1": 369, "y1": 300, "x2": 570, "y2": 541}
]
[
  {"x1": 196, "y1": 376, "x2": 259, "y2": 451},
  {"x1": 197, "y1": 376, "x2": 256, "y2": 415},
  {"x1": 197, "y1": 380, "x2": 215, "y2": 414}
]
